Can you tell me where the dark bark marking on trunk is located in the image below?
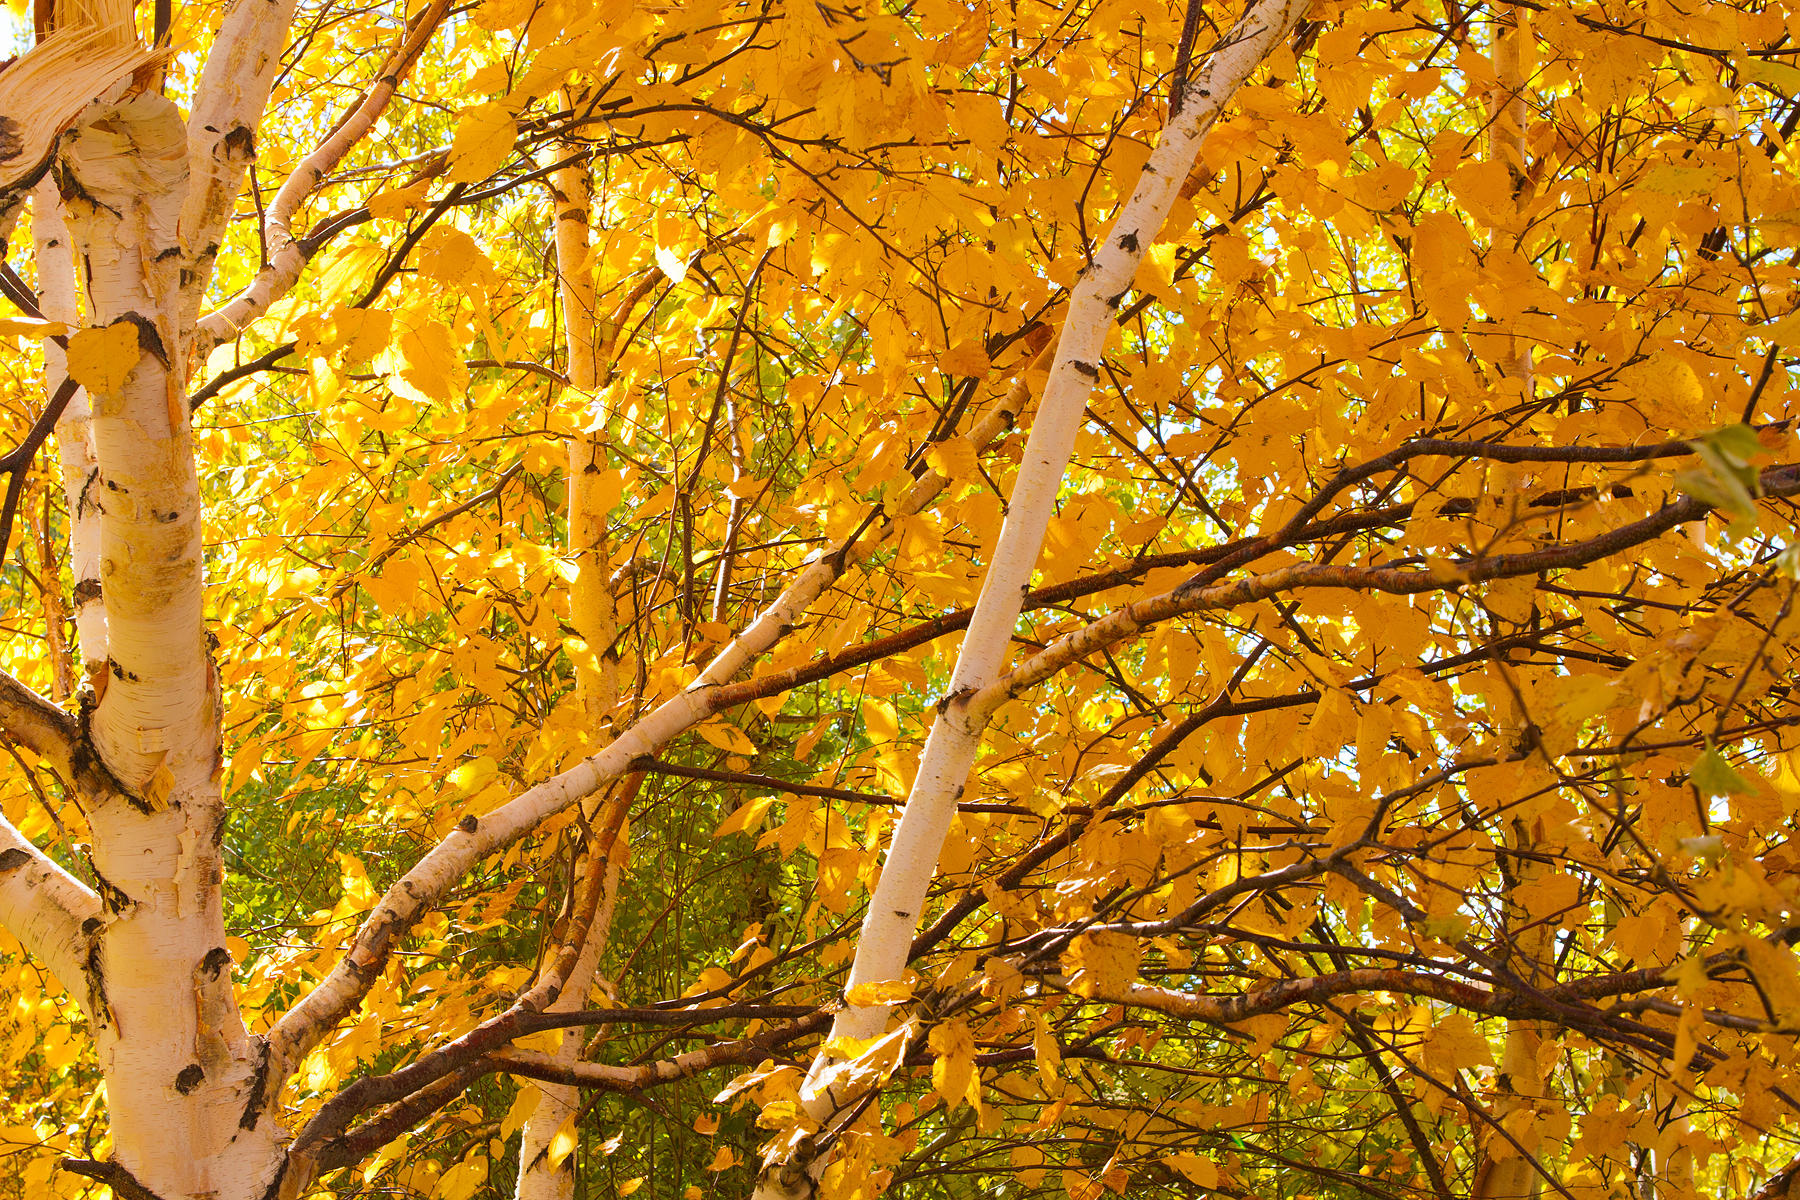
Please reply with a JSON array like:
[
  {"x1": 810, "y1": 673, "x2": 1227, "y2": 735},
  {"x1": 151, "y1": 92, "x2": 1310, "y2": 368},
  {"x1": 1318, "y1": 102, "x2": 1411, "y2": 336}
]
[
  {"x1": 87, "y1": 860, "x2": 133, "y2": 913},
  {"x1": 174, "y1": 1063, "x2": 204, "y2": 1094},
  {"x1": 116, "y1": 312, "x2": 168, "y2": 366},
  {"x1": 82, "y1": 940, "x2": 113, "y2": 1032},
  {"x1": 220, "y1": 125, "x2": 255, "y2": 162},
  {"x1": 0, "y1": 846, "x2": 29, "y2": 872},
  {"x1": 240, "y1": 1038, "x2": 271, "y2": 1131}
]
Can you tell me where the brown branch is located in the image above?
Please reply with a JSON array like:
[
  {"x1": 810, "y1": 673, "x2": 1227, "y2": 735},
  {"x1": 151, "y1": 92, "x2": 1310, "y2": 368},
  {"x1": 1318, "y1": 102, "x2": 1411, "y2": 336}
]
[
  {"x1": 988, "y1": 465, "x2": 1800, "y2": 705},
  {"x1": 59, "y1": 1160, "x2": 168, "y2": 1200},
  {"x1": 312, "y1": 1010, "x2": 831, "y2": 1174},
  {"x1": 329, "y1": 464, "x2": 524, "y2": 601},
  {"x1": 0, "y1": 664, "x2": 125, "y2": 803},
  {"x1": 492, "y1": 1008, "x2": 830, "y2": 1090},
  {"x1": 1753, "y1": 1151, "x2": 1800, "y2": 1200}
]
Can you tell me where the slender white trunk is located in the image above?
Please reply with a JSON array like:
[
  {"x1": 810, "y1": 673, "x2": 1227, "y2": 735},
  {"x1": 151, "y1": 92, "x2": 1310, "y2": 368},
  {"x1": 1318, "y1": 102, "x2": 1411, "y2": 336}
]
[
  {"x1": 34, "y1": 180, "x2": 106, "y2": 678},
  {"x1": 516, "y1": 856, "x2": 621, "y2": 1198},
  {"x1": 517, "y1": 120, "x2": 615, "y2": 1200},
  {"x1": 752, "y1": 3, "x2": 1307, "y2": 1193}
]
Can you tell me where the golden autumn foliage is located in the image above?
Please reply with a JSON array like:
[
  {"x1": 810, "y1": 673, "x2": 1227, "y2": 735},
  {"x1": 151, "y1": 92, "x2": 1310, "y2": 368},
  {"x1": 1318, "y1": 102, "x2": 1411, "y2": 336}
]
[{"x1": 2, "y1": 0, "x2": 1800, "y2": 1197}]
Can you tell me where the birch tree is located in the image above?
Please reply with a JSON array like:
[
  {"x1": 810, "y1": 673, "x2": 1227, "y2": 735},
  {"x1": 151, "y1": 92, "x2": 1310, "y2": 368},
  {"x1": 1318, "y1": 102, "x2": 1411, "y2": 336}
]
[{"x1": 2, "y1": 1, "x2": 1800, "y2": 1199}]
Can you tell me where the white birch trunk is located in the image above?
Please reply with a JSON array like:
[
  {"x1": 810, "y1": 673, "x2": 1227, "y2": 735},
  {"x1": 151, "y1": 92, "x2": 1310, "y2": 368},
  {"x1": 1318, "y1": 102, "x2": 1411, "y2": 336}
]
[
  {"x1": 56, "y1": 87, "x2": 285, "y2": 1198},
  {"x1": 34, "y1": 180, "x2": 107, "y2": 678},
  {"x1": 752, "y1": 3, "x2": 1308, "y2": 1192}
]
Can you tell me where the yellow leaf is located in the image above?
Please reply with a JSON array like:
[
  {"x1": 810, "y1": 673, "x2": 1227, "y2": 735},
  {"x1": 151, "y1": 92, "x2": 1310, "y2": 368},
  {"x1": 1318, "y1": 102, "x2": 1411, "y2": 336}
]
[
  {"x1": 1161, "y1": 1154, "x2": 1218, "y2": 1188},
  {"x1": 939, "y1": 339, "x2": 990, "y2": 376},
  {"x1": 434, "y1": 1156, "x2": 487, "y2": 1200},
  {"x1": 65, "y1": 323, "x2": 141, "y2": 397},
  {"x1": 1133, "y1": 242, "x2": 1178, "y2": 299},
  {"x1": 705, "y1": 1145, "x2": 738, "y2": 1171},
  {"x1": 0, "y1": 317, "x2": 66, "y2": 337},
  {"x1": 545, "y1": 1112, "x2": 579, "y2": 1172},
  {"x1": 697, "y1": 721, "x2": 757, "y2": 754},
  {"x1": 618, "y1": 1178, "x2": 645, "y2": 1197},
  {"x1": 367, "y1": 186, "x2": 425, "y2": 221},
  {"x1": 846, "y1": 977, "x2": 914, "y2": 1007},
  {"x1": 1640, "y1": 164, "x2": 1719, "y2": 198},
  {"x1": 925, "y1": 439, "x2": 980, "y2": 484},
  {"x1": 472, "y1": 0, "x2": 536, "y2": 29},
  {"x1": 395, "y1": 319, "x2": 467, "y2": 403},
  {"x1": 499, "y1": 1087, "x2": 540, "y2": 1140},
  {"x1": 861, "y1": 697, "x2": 898, "y2": 742},
  {"x1": 448, "y1": 104, "x2": 518, "y2": 183},
  {"x1": 449, "y1": 756, "x2": 497, "y2": 795},
  {"x1": 1032, "y1": 1010, "x2": 1062, "y2": 1088},
  {"x1": 714, "y1": 795, "x2": 775, "y2": 838},
  {"x1": 1239, "y1": 1012, "x2": 1288, "y2": 1056},
  {"x1": 655, "y1": 245, "x2": 689, "y2": 284},
  {"x1": 419, "y1": 228, "x2": 494, "y2": 289},
  {"x1": 1061, "y1": 931, "x2": 1141, "y2": 997},
  {"x1": 335, "y1": 308, "x2": 393, "y2": 364},
  {"x1": 928, "y1": 1020, "x2": 977, "y2": 1109},
  {"x1": 1422, "y1": 1013, "x2": 1492, "y2": 1078},
  {"x1": 1064, "y1": 1169, "x2": 1105, "y2": 1200},
  {"x1": 1618, "y1": 352, "x2": 1703, "y2": 414}
]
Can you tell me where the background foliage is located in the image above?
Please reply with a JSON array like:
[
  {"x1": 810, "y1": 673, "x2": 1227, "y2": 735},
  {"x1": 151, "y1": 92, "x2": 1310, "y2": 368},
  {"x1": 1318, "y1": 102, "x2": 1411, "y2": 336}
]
[{"x1": 6, "y1": 0, "x2": 1800, "y2": 1197}]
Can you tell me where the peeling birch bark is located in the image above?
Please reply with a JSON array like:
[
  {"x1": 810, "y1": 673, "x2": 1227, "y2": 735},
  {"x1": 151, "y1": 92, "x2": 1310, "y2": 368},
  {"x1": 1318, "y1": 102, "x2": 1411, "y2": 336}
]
[{"x1": 751, "y1": 4, "x2": 1306, "y2": 1193}]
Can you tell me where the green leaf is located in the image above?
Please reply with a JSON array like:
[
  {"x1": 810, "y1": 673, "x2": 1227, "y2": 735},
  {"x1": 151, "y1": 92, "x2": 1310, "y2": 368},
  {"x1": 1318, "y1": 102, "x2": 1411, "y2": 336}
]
[{"x1": 1691, "y1": 746, "x2": 1752, "y2": 799}]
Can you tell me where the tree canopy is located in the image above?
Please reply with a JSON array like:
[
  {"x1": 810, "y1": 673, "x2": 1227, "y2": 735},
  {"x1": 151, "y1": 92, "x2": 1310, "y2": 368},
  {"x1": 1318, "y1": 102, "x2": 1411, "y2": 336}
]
[{"x1": 3, "y1": 0, "x2": 1800, "y2": 1198}]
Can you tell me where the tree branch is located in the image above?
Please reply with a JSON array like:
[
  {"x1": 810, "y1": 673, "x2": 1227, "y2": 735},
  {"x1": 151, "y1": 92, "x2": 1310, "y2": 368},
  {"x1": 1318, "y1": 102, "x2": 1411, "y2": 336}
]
[
  {"x1": 0, "y1": 810, "x2": 99, "y2": 1018},
  {"x1": 194, "y1": 0, "x2": 455, "y2": 351},
  {"x1": 977, "y1": 465, "x2": 1800, "y2": 717}
]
